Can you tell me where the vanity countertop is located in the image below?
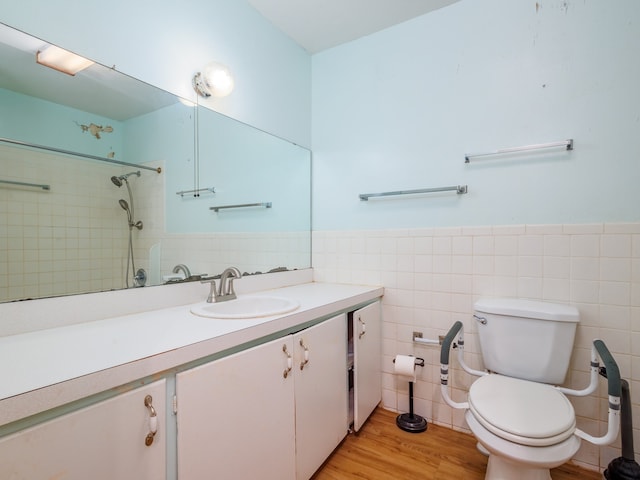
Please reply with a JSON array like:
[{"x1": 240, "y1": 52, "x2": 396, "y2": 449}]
[{"x1": 0, "y1": 281, "x2": 383, "y2": 427}]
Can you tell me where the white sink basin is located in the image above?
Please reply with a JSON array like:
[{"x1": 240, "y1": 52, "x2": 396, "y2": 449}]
[{"x1": 190, "y1": 296, "x2": 300, "y2": 319}]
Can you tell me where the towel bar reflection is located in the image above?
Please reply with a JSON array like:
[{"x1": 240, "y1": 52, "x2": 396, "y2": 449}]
[
  {"x1": 0, "y1": 179, "x2": 50, "y2": 191},
  {"x1": 176, "y1": 187, "x2": 215, "y2": 197},
  {"x1": 210, "y1": 202, "x2": 272, "y2": 212},
  {"x1": 464, "y1": 139, "x2": 573, "y2": 163},
  {"x1": 359, "y1": 185, "x2": 467, "y2": 201}
]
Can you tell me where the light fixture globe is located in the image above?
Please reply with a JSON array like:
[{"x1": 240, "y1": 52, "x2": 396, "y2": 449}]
[{"x1": 193, "y1": 62, "x2": 234, "y2": 98}]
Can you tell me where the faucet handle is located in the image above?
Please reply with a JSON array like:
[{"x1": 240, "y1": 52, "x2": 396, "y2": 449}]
[{"x1": 200, "y1": 277, "x2": 218, "y2": 303}]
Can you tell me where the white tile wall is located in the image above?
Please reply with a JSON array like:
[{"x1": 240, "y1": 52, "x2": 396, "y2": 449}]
[
  {"x1": 149, "y1": 231, "x2": 310, "y2": 280},
  {"x1": 0, "y1": 145, "x2": 127, "y2": 302},
  {"x1": 313, "y1": 223, "x2": 640, "y2": 472}
]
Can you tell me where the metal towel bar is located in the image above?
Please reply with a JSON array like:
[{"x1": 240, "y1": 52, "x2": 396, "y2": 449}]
[
  {"x1": 359, "y1": 185, "x2": 467, "y2": 201},
  {"x1": 210, "y1": 202, "x2": 272, "y2": 212},
  {"x1": 464, "y1": 139, "x2": 573, "y2": 163},
  {"x1": 176, "y1": 187, "x2": 215, "y2": 197},
  {"x1": 0, "y1": 179, "x2": 50, "y2": 191}
]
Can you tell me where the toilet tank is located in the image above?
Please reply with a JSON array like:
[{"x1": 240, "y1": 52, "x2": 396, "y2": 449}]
[{"x1": 474, "y1": 298, "x2": 579, "y2": 385}]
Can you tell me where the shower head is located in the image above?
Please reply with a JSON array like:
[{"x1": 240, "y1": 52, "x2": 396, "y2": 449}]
[
  {"x1": 119, "y1": 198, "x2": 132, "y2": 225},
  {"x1": 110, "y1": 171, "x2": 140, "y2": 187},
  {"x1": 113, "y1": 172, "x2": 141, "y2": 230}
]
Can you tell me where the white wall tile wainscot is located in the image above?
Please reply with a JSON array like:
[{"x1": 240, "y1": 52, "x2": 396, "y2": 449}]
[{"x1": 313, "y1": 222, "x2": 640, "y2": 473}]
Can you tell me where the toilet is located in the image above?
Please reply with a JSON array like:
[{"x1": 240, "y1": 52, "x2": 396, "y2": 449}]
[{"x1": 439, "y1": 298, "x2": 620, "y2": 480}]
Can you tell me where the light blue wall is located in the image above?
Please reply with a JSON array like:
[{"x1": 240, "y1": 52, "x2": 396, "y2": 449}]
[
  {"x1": 1, "y1": 0, "x2": 311, "y2": 148},
  {"x1": 187, "y1": 107, "x2": 311, "y2": 233},
  {"x1": 6, "y1": 0, "x2": 638, "y2": 233},
  {"x1": 312, "y1": 0, "x2": 640, "y2": 230},
  {"x1": 0, "y1": 89, "x2": 124, "y2": 158}
]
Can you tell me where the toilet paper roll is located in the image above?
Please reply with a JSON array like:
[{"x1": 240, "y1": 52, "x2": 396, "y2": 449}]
[{"x1": 394, "y1": 354, "x2": 417, "y2": 382}]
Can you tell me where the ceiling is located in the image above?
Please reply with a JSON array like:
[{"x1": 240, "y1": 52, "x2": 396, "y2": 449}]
[{"x1": 247, "y1": 0, "x2": 461, "y2": 53}]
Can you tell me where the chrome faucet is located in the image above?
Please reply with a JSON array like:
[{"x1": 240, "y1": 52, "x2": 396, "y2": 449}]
[
  {"x1": 172, "y1": 263, "x2": 191, "y2": 278},
  {"x1": 218, "y1": 267, "x2": 242, "y2": 300},
  {"x1": 201, "y1": 267, "x2": 242, "y2": 303}
]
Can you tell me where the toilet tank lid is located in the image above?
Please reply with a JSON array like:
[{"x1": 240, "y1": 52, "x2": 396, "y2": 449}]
[{"x1": 474, "y1": 298, "x2": 579, "y2": 323}]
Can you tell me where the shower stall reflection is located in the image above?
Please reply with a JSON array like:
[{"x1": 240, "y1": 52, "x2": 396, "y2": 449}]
[{"x1": 110, "y1": 171, "x2": 146, "y2": 287}]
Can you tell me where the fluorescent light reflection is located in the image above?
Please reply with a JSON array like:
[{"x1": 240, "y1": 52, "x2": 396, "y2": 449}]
[{"x1": 36, "y1": 45, "x2": 94, "y2": 76}]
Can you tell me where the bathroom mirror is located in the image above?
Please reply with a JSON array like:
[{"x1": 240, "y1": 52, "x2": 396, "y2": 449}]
[{"x1": 0, "y1": 22, "x2": 311, "y2": 303}]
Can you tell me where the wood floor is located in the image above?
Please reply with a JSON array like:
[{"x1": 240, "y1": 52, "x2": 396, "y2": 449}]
[{"x1": 313, "y1": 408, "x2": 601, "y2": 480}]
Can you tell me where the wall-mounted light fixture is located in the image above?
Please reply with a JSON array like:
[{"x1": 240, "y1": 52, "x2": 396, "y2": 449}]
[
  {"x1": 36, "y1": 45, "x2": 94, "y2": 76},
  {"x1": 192, "y1": 62, "x2": 234, "y2": 98}
]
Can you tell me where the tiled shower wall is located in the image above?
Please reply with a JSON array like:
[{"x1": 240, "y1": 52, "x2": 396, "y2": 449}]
[
  {"x1": 313, "y1": 223, "x2": 640, "y2": 472},
  {"x1": 0, "y1": 145, "x2": 128, "y2": 301}
]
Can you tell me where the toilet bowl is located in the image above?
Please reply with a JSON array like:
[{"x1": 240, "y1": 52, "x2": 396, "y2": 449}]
[
  {"x1": 465, "y1": 411, "x2": 581, "y2": 480},
  {"x1": 466, "y1": 374, "x2": 581, "y2": 480},
  {"x1": 437, "y1": 298, "x2": 621, "y2": 480}
]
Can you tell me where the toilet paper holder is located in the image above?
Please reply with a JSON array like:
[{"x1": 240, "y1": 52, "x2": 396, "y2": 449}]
[
  {"x1": 392, "y1": 356, "x2": 425, "y2": 367},
  {"x1": 393, "y1": 356, "x2": 427, "y2": 433}
]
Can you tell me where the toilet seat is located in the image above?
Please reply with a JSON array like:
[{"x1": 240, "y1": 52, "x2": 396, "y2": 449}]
[
  {"x1": 465, "y1": 410, "x2": 582, "y2": 472},
  {"x1": 468, "y1": 374, "x2": 575, "y2": 447}
]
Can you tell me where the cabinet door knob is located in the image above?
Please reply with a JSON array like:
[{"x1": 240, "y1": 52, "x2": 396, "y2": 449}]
[
  {"x1": 282, "y1": 344, "x2": 293, "y2": 378},
  {"x1": 144, "y1": 395, "x2": 158, "y2": 447},
  {"x1": 358, "y1": 316, "x2": 366, "y2": 339},
  {"x1": 299, "y1": 339, "x2": 310, "y2": 370}
]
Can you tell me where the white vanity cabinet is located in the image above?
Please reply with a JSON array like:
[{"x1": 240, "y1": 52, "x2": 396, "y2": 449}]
[
  {"x1": 0, "y1": 380, "x2": 166, "y2": 480},
  {"x1": 176, "y1": 314, "x2": 348, "y2": 480},
  {"x1": 351, "y1": 301, "x2": 382, "y2": 432},
  {"x1": 293, "y1": 314, "x2": 349, "y2": 479},
  {"x1": 176, "y1": 332, "x2": 296, "y2": 479}
]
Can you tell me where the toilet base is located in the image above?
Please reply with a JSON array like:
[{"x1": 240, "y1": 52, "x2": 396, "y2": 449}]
[{"x1": 486, "y1": 454, "x2": 551, "y2": 480}]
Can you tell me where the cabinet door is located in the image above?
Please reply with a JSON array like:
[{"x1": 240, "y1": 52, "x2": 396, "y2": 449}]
[
  {"x1": 0, "y1": 380, "x2": 166, "y2": 480},
  {"x1": 353, "y1": 301, "x2": 381, "y2": 432},
  {"x1": 294, "y1": 314, "x2": 348, "y2": 480},
  {"x1": 176, "y1": 336, "x2": 296, "y2": 480}
]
